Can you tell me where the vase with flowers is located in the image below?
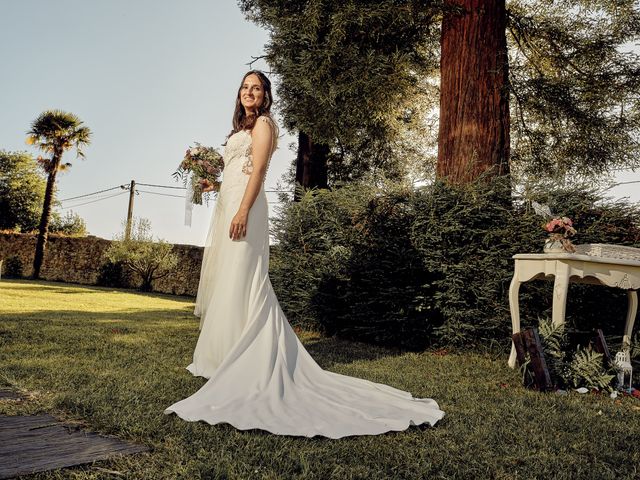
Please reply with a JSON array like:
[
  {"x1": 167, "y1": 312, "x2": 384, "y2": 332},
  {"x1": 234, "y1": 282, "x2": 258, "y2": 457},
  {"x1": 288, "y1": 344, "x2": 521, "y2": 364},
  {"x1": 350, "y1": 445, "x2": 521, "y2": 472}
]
[{"x1": 543, "y1": 216, "x2": 577, "y2": 253}]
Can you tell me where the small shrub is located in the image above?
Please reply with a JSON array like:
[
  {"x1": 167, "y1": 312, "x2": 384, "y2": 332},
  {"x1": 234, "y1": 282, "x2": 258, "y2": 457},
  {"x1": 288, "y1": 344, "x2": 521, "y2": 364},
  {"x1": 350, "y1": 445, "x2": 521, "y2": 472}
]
[
  {"x1": 3, "y1": 256, "x2": 24, "y2": 278},
  {"x1": 103, "y1": 218, "x2": 178, "y2": 292},
  {"x1": 49, "y1": 210, "x2": 87, "y2": 237},
  {"x1": 96, "y1": 260, "x2": 133, "y2": 288}
]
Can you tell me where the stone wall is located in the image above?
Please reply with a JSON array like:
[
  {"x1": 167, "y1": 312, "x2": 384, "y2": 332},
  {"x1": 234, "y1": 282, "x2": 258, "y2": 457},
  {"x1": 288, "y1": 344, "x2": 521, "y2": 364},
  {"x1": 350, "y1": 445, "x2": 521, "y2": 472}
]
[{"x1": 0, "y1": 233, "x2": 203, "y2": 296}]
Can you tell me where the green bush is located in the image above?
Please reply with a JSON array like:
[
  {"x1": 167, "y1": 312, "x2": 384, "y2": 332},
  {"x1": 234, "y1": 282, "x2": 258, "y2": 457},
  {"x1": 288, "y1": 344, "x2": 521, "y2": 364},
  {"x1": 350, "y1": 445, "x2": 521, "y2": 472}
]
[
  {"x1": 96, "y1": 260, "x2": 133, "y2": 288},
  {"x1": 271, "y1": 183, "x2": 442, "y2": 349},
  {"x1": 3, "y1": 256, "x2": 24, "y2": 278},
  {"x1": 270, "y1": 178, "x2": 640, "y2": 349},
  {"x1": 103, "y1": 218, "x2": 178, "y2": 292},
  {"x1": 49, "y1": 210, "x2": 87, "y2": 237}
]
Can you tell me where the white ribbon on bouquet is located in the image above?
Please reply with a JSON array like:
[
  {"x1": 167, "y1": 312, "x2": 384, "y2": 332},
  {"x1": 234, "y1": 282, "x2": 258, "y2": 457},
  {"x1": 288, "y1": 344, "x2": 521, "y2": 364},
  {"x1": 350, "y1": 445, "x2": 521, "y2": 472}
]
[{"x1": 184, "y1": 176, "x2": 194, "y2": 227}]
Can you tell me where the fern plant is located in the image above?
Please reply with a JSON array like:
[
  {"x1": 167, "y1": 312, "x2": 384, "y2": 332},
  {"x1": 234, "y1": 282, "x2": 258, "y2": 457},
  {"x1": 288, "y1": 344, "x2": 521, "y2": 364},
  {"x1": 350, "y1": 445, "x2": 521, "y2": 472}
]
[
  {"x1": 537, "y1": 318, "x2": 616, "y2": 392},
  {"x1": 538, "y1": 318, "x2": 569, "y2": 383},
  {"x1": 568, "y1": 347, "x2": 616, "y2": 391}
]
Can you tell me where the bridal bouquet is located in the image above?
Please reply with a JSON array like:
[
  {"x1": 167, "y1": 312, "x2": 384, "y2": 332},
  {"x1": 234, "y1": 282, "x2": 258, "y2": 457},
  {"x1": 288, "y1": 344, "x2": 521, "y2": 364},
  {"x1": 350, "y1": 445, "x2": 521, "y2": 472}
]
[{"x1": 173, "y1": 143, "x2": 224, "y2": 205}]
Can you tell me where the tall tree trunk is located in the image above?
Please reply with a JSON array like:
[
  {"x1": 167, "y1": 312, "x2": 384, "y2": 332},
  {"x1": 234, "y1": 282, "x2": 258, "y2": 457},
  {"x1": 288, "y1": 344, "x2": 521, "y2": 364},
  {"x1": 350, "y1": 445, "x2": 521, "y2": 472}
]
[
  {"x1": 32, "y1": 156, "x2": 60, "y2": 279},
  {"x1": 437, "y1": 0, "x2": 510, "y2": 183},
  {"x1": 294, "y1": 131, "x2": 329, "y2": 201}
]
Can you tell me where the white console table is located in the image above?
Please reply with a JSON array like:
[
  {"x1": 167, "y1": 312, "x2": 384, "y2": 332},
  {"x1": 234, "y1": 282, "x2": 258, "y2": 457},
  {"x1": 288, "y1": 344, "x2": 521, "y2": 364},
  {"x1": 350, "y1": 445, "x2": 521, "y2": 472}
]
[{"x1": 508, "y1": 251, "x2": 640, "y2": 368}]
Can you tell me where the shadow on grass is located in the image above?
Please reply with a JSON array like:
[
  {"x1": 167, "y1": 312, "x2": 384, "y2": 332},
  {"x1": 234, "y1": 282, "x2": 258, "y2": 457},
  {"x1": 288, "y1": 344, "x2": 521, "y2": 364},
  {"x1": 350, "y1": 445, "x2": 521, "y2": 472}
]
[
  {"x1": 0, "y1": 309, "x2": 196, "y2": 325},
  {"x1": 2, "y1": 279, "x2": 405, "y2": 367},
  {"x1": 1, "y1": 309, "x2": 405, "y2": 368},
  {"x1": 298, "y1": 336, "x2": 404, "y2": 369},
  {"x1": 1, "y1": 279, "x2": 194, "y2": 302}
]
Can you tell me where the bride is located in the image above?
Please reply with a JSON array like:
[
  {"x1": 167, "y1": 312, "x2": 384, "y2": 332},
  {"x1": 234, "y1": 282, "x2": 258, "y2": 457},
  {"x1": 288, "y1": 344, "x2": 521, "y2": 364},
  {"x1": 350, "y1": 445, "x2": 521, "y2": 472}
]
[{"x1": 164, "y1": 70, "x2": 444, "y2": 438}]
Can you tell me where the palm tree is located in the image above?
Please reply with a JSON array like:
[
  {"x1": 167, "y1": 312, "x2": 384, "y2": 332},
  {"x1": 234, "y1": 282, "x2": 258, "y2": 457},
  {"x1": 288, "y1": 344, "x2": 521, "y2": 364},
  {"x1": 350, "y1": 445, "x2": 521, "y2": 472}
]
[{"x1": 27, "y1": 110, "x2": 91, "y2": 279}]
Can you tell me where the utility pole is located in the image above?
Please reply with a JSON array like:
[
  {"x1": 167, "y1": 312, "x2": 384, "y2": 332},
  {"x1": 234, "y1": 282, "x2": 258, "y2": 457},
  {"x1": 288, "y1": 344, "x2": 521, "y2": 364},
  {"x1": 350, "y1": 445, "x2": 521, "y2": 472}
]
[{"x1": 125, "y1": 179, "x2": 135, "y2": 240}]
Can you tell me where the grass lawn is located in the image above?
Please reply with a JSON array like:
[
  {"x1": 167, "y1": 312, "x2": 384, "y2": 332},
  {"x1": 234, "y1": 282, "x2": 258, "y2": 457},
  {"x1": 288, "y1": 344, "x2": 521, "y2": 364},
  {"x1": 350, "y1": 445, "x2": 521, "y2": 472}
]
[{"x1": 1, "y1": 279, "x2": 639, "y2": 479}]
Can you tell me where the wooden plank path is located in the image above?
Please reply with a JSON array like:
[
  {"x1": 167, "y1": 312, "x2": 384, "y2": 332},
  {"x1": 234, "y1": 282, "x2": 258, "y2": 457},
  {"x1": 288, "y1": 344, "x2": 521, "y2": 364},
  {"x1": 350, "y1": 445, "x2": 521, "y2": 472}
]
[
  {"x1": 0, "y1": 390, "x2": 148, "y2": 479},
  {"x1": 0, "y1": 390, "x2": 20, "y2": 400}
]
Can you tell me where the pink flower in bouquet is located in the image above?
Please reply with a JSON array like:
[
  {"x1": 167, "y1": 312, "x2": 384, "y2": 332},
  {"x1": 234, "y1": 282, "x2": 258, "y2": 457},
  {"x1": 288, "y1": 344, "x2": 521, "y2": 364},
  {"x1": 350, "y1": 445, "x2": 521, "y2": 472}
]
[
  {"x1": 543, "y1": 216, "x2": 576, "y2": 237},
  {"x1": 546, "y1": 218, "x2": 562, "y2": 232}
]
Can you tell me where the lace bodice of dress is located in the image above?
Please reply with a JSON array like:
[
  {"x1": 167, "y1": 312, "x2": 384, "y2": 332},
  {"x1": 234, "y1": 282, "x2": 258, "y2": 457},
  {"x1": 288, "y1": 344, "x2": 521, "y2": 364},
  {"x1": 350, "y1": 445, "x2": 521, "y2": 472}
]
[{"x1": 221, "y1": 116, "x2": 278, "y2": 190}]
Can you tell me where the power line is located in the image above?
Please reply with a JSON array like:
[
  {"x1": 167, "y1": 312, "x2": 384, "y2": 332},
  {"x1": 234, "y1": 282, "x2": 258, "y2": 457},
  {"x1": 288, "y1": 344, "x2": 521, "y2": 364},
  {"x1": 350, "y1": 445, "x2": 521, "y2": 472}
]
[
  {"x1": 137, "y1": 182, "x2": 186, "y2": 190},
  {"x1": 60, "y1": 191, "x2": 129, "y2": 209},
  {"x1": 137, "y1": 189, "x2": 186, "y2": 199},
  {"x1": 136, "y1": 181, "x2": 291, "y2": 194},
  {"x1": 137, "y1": 189, "x2": 290, "y2": 204},
  {"x1": 59, "y1": 185, "x2": 126, "y2": 202},
  {"x1": 56, "y1": 180, "x2": 293, "y2": 215}
]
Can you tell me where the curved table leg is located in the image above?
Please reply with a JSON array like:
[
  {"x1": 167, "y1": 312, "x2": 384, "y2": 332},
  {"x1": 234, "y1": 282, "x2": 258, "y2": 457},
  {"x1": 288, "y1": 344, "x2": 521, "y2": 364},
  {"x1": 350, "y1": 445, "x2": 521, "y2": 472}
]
[
  {"x1": 623, "y1": 290, "x2": 638, "y2": 347},
  {"x1": 508, "y1": 275, "x2": 522, "y2": 368},
  {"x1": 552, "y1": 262, "x2": 570, "y2": 329}
]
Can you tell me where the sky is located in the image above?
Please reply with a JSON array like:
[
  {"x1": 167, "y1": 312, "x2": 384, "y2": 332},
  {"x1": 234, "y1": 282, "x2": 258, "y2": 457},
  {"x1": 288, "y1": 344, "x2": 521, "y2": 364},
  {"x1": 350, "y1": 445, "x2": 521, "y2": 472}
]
[
  {"x1": 1, "y1": 0, "x2": 638, "y2": 246},
  {"x1": 0, "y1": 0, "x2": 297, "y2": 246}
]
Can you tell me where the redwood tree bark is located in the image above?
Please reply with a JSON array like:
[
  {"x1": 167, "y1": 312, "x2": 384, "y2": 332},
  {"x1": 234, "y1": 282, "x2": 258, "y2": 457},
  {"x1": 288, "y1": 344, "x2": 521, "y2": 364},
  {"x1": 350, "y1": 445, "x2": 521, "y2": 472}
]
[
  {"x1": 295, "y1": 131, "x2": 329, "y2": 201},
  {"x1": 437, "y1": 0, "x2": 510, "y2": 182}
]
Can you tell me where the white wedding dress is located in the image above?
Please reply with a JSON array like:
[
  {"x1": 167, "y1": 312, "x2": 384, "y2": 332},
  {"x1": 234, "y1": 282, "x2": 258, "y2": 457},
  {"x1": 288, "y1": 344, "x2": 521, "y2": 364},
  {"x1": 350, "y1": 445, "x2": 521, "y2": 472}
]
[{"x1": 164, "y1": 116, "x2": 445, "y2": 438}]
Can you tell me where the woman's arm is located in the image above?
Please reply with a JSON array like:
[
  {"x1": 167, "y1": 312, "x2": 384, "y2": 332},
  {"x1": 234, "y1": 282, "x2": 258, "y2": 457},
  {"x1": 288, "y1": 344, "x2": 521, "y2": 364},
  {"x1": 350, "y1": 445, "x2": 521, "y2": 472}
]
[{"x1": 229, "y1": 117, "x2": 273, "y2": 240}]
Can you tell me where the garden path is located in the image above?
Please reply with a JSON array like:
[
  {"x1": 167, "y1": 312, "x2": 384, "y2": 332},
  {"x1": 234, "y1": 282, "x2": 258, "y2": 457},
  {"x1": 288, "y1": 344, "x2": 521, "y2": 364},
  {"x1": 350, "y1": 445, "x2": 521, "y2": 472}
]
[{"x1": 0, "y1": 388, "x2": 147, "y2": 479}]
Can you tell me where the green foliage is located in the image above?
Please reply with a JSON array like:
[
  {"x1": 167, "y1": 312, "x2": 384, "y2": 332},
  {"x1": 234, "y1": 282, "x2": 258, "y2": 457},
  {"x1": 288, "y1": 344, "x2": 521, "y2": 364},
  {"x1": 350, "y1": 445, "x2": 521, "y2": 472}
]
[
  {"x1": 27, "y1": 109, "x2": 91, "y2": 169},
  {"x1": 568, "y1": 348, "x2": 616, "y2": 391},
  {"x1": 96, "y1": 260, "x2": 133, "y2": 289},
  {"x1": 27, "y1": 109, "x2": 92, "y2": 279},
  {"x1": 103, "y1": 218, "x2": 178, "y2": 292},
  {"x1": 508, "y1": 0, "x2": 640, "y2": 178},
  {"x1": 537, "y1": 318, "x2": 615, "y2": 391},
  {"x1": 271, "y1": 178, "x2": 640, "y2": 349},
  {"x1": 243, "y1": 1, "x2": 640, "y2": 183},
  {"x1": 0, "y1": 150, "x2": 46, "y2": 231},
  {"x1": 537, "y1": 319, "x2": 569, "y2": 382},
  {"x1": 410, "y1": 177, "x2": 538, "y2": 345},
  {"x1": 49, "y1": 210, "x2": 87, "y2": 236},
  {"x1": 270, "y1": 186, "x2": 371, "y2": 330},
  {"x1": 240, "y1": 0, "x2": 440, "y2": 182},
  {"x1": 2, "y1": 256, "x2": 24, "y2": 279}
]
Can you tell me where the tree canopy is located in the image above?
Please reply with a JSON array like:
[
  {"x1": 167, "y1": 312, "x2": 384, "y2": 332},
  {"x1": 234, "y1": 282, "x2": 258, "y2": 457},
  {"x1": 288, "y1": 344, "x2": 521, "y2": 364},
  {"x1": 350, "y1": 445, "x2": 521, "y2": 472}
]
[
  {"x1": 507, "y1": 0, "x2": 640, "y2": 178},
  {"x1": 240, "y1": 0, "x2": 640, "y2": 183},
  {"x1": 240, "y1": 0, "x2": 441, "y2": 183},
  {"x1": 0, "y1": 150, "x2": 46, "y2": 232}
]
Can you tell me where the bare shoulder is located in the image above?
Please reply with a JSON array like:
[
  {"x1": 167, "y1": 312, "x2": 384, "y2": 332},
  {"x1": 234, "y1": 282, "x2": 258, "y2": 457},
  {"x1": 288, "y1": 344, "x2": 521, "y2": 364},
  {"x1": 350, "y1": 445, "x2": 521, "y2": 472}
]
[
  {"x1": 251, "y1": 115, "x2": 279, "y2": 152},
  {"x1": 251, "y1": 116, "x2": 271, "y2": 139},
  {"x1": 256, "y1": 115, "x2": 276, "y2": 131}
]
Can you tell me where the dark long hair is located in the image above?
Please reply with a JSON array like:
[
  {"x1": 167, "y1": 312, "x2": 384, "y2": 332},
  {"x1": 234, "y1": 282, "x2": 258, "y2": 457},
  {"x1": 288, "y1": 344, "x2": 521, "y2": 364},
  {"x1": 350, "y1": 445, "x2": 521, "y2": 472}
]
[{"x1": 228, "y1": 70, "x2": 273, "y2": 139}]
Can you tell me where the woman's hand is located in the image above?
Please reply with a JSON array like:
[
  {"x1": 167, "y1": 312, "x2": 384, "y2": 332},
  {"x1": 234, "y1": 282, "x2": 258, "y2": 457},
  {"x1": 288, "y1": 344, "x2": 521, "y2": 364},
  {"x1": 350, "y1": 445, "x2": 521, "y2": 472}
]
[{"x1": 229, "y1": 208, "x2": 249, "y2": 240}]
